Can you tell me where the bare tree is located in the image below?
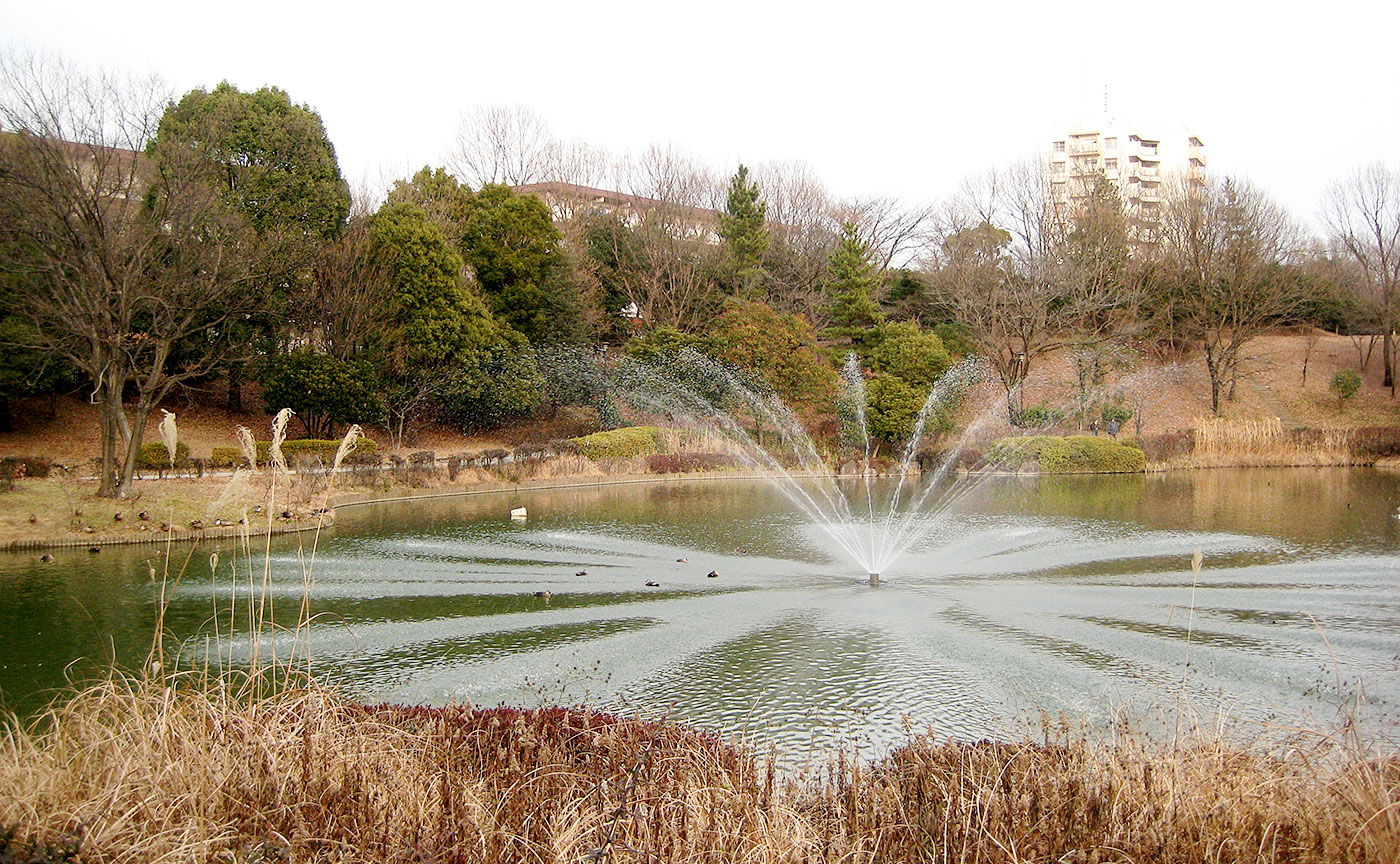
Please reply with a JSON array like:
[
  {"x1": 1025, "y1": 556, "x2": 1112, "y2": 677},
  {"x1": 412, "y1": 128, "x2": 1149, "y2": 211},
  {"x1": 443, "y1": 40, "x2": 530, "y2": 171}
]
[
  {"x1": 449, "y1": 104, "x2": 555, "y2": 188},
  {"x1": 750, "y1": 160, "x2": 839, "y2": 320},
  {"x1": 296, "y1": 206, "x2": 395, "y2": 361},
  {"x1": 1161, "y1": 175, "x2": 1305, "y2": 413},
  {"x1": 1322, "y1": 163, "x2": 1400, "y2": 396},
  {"x1": 0, "y1": 51, "x2": 264, "y2": 497},
  {"x1": 935, "y1": 160, "x2": 1124, "y2": 418},
  {"x1": 835, "y1": 195, "x2": 938, "y2": 272}
]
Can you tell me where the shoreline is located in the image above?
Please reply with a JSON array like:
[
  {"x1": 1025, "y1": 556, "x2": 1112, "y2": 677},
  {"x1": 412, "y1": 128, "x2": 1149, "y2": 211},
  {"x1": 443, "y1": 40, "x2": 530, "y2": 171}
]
[{"x1": 5, "y1": 458, "x2": 1396, "y2": 552}]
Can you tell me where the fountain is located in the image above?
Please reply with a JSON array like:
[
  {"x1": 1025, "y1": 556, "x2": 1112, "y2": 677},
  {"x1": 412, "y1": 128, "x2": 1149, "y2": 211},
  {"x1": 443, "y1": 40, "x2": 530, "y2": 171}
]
[{"x1": 606, "y1": 349, "x2": 997, "y2": 582}]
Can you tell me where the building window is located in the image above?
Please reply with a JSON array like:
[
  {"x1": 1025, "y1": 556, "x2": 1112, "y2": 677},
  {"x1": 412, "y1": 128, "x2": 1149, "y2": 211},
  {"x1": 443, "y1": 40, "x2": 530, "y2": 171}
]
[
  {"x1": 1105, "y1": 158, "x2": 1118, "y2": 170},
  {"x1": 1050, "y1": 162, "x2": 1064, "y2": 175},
  {"x1": 1053, "y1": 140, "x2": 1066, "y2": 153},
  {"x1": 1105, "y1": 137, "x2": 1117, "y2": 149}
]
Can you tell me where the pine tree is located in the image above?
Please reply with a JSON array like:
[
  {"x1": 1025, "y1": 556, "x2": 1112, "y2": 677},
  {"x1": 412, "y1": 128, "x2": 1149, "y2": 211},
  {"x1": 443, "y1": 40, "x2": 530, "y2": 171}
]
[
  {"x1": 717, "y1": 164, "x2": 770, "y2": 299},
  {"x1": 821, "y1": 222, "x2": 885, "y2": 354}
]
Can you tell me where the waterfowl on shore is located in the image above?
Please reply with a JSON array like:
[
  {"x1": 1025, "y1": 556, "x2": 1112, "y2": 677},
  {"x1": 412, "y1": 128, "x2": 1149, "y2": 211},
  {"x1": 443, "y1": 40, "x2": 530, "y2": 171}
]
[
  {"x1": 734, "y1": 548, "x2": 748, "y2": 555},
  {"x1": 676, "y1": 558, "x2": 688, "y2": 563},
  {"x1": 575, "y1": 570, "x2": 588, "y2": 577},
  {"x1": 189, "y1": 519, "x2": 204, "y2": 530},
  {"x1": 534, "y1": 590, "x2": 552, "y2": 600},
  {"x1": 137, "y1": 511, "x2": 149, "y2": 521},
  {"x1": 645, "y1": 581, "x2": 660, "y2": 587},
  {"x1": 113, "y1": 512, "x2": 123, "y2": 522},
  {"x1": 28, "y1": 515, "x2": 37, "y2": 524},
  {"x1": 707, "y1": 570, "x2": 719, "y2": 578}
]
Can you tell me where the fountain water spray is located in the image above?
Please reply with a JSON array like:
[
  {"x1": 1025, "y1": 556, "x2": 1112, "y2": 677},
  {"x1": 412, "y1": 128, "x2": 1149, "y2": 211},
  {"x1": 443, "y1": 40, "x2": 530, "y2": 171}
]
[{"x1": 611, "y1": 349, "x2": 998, "y2": 581}]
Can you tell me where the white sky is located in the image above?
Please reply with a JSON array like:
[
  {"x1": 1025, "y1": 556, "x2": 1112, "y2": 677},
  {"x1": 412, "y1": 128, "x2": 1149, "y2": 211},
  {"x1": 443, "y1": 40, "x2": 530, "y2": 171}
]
[{"x1": 5, "y1": 0, "x2": 1397, "y2": 235}]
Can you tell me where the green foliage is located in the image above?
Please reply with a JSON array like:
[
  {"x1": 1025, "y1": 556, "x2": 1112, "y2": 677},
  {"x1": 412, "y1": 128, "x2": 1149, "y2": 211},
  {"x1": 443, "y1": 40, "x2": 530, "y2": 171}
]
[
  {"x1": 569, "y1": 426, "x2": 663, "y2": 460},
  {"x1": 932, "y1": 323, "x2": 976, "y2": 358},
  {"x1": 371, "y1": 201, "x2": 500, "y2": 369},
  {"x1": 437, "y1": 337, "x2": 545, "y2": 431},
  {"x1": 153, "y1": 81, "x2": 349, "y2": 242},
  {"x1": 822, "y1": 222, "x2": 884, "y2": 354},
  {"x1": 718, "y1": 165, "x2": 769, "y2": 298},
  {"x1": 259, "y1": 350, "x2": 383, "y2": 439},
  {"x1": 703, "y1": 301, "x2": 836, "y2": 411},
  {"x1": 135, "y1": 441, "x2": 190, "y2": 471},
  {"x1": 987, "y1": 435, "x2": 1146, "y2": 473},
  {"x1": 624, "y1": 326, "x2": 699, "y2": 363},
  {"x1": 1100, "y1": 403, "x2": 1133, "y2": 425},
  {"x1": 1330, "y1": 368, "x2": 1362, "y2": 407},
  {"x1": 864, "y1": 373, "x2": 926, "y2": 445},
  {"x1": 459, "y1": 184, "x2": 579, "y2": 343},
  {"x1": 0, "y1": 315, "x2": 74, "y2": 428},
  {"x1": 386, "y1": 166, "x2": 474, "y2": 244},
  {"x1": 1011, "y1": 404, "x2": 1065, "y2": 429},
  {"x1": 867, "y1": 321, "x2": 952, "y2": 391}
]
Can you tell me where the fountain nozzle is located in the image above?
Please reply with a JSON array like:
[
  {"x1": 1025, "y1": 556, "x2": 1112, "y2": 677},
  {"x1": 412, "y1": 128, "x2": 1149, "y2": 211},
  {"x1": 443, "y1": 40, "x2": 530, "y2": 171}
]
[{"x1": 868, "y1": 572, "x2": 880, "y2": 586}]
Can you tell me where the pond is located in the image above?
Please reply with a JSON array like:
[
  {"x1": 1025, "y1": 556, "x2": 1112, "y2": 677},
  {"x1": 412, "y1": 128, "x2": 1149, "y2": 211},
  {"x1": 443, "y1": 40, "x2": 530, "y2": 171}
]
[{"x1": 3, "y1": 468, "x2": 1398, "y2": 757}]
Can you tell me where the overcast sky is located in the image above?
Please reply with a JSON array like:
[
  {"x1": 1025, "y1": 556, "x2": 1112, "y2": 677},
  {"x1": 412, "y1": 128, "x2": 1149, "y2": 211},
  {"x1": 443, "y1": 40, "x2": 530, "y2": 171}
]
[{"x1": 5, "y1": 0, "x2": 1397, "y2": 235}]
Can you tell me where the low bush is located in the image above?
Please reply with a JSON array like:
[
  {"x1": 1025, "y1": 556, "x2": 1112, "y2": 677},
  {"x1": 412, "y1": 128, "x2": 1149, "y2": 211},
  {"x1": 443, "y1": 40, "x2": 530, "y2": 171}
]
[
  {"x1": 0, "y1": 456, "x2": 52, "y2": 487},
  {"x1": 209, "y1": 439, "x2": 379, "y2": 469},
  {"x1": 1011, "y1": 404, "x2": 1064, "y2": 429},
  {"x1": 569, "y1": 426, "x2": 662, "y2": 461},
  {"x1": 135, "y1": 441, "x2": 190, "y2": 471},
  {"x1": 988, "y1": 435, "x2": 1145, "y2": 473}
]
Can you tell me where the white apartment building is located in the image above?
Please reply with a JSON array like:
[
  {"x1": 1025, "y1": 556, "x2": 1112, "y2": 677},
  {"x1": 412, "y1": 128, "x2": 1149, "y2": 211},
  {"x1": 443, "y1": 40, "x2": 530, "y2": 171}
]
[{"x1": 1047, "y1": 115, "x2": 1205, "y2": 234}]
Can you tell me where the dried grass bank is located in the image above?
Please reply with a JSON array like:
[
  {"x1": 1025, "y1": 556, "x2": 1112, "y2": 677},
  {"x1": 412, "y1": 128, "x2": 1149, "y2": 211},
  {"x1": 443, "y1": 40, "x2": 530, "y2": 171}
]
[{"x1": 2, "y1": 674, "x2": 1396, "y2": 863}]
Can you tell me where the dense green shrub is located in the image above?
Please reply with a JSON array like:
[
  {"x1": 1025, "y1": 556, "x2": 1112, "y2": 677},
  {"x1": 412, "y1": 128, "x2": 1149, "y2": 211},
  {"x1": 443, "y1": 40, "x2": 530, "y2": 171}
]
[
  {"x1": 1011, "y1": 404, "x2": 1064, "y2": 429},
  {"x1": 987, "y1": 435, "x2": 1145, "y2": 473},
  {"x1": 135, "y1": 441, "x2": 190, "y2": 470},
  {"x1": 1330, "y1": 368, "x2": 1361, "y2": 408},
  {"x1": 569, "y1": 426, "x2": 661, "y2": 461},
  {"x1": 259, "y1": 351, "x2": 383, "y2": 439},
  {"x1": 1100, "y1": 403, "x2": 1133, "y2": 425}
]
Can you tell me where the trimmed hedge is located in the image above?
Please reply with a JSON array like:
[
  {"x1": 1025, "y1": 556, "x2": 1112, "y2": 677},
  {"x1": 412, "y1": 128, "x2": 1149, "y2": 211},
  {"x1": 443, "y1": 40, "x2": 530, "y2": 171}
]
[
  {"x1": 135, "y1": 441, "x2": 190, "y2": 470},
  {"x1": 987, "y1": 435, "x2": 1145, "y2": 474},
  {"x1": 569, "y1": 426, "x2": 662, "y2": 461},
  {"x1": 209, "y1": 438, "x2": 378, "y2": 469}
]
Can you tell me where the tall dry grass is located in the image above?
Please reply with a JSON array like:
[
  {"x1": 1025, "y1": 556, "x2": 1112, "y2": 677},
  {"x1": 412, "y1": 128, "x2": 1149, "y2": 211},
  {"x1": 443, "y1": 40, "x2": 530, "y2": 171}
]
[
  {"x1": 2, "y1": 677, "x2": 1395, "y2": 863},
  {"x1": 1159, "y1": 417, "x2": 1358, "y2": 469}
]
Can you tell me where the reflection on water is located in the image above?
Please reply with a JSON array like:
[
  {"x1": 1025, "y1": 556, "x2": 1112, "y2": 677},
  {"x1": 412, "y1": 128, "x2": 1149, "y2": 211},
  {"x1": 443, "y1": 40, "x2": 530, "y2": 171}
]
[{"x1": 2, "y1": 468, "x2": 1398, "y2": 756}]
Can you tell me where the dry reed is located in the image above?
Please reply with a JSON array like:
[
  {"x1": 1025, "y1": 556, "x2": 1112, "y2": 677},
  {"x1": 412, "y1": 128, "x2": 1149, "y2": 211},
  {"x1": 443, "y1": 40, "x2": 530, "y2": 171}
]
[
  {"x1": 1159, "y1": 417, "x2": 1359, "y2": 469},
  {"x1": 1, "y1": 677, "x2": 1395, "y2": 863}
]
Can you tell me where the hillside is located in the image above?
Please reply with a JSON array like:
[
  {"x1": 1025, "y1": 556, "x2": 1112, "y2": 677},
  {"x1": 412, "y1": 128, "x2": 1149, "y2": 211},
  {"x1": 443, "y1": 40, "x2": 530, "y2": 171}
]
[{"x1": 1, "y1": 331, "x2": 1397, "y2": 467}]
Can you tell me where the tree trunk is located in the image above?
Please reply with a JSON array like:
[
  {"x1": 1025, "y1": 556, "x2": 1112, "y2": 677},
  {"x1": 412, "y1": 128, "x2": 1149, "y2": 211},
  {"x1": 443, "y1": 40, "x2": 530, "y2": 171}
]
[
  {"x1": 96, "y1": 382, "x2": 122, "y2": 498},
  {"x1": 1385, "y1": 331, "x2": 1394, "y2": 391},
  {"x1": 116, "y1": 398, "x2": 154, "y2": 498},
  {"x1": 1205, "y1": 353, "x2": 1223, "y2": 414},
  {"x1": 226, "y1": 360, "x2": 244, "y2": 413}
]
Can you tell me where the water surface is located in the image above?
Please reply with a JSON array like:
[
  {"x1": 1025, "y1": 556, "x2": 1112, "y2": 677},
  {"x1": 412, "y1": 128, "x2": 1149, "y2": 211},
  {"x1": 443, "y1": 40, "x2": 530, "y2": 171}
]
[{"x1": 3, "y1": 468, "x2": 1397, "y2": 758}]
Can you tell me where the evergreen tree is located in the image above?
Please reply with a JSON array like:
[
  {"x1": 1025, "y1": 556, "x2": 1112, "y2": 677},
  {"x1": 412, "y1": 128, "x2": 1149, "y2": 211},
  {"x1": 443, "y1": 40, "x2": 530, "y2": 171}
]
[
  {"x1": 821, "y1": 222, "x2": 885, "y2": 355},
  {"x1": 151, "y1": 81, "x2": 351, "y2": 410},
  {"x1": 459, "y1": 184, "x2": 584, "y2": 343},
  {"x1": 717, "y1": 164, "x2": 770, "y2": 299}
]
